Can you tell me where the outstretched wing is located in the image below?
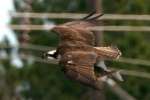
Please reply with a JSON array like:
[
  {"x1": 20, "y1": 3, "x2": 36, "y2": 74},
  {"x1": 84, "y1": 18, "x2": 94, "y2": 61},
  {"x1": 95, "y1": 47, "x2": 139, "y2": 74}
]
[
  {"x1": 60, "y1": 51, "x2": 103, "y2": 89},
  {"x1": 52, "y1": 12, "x2": 103, "y2": 45}
]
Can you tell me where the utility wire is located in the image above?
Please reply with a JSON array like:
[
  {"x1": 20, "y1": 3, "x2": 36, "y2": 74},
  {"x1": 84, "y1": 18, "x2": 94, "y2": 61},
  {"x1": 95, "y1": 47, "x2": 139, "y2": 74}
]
[
  {"x1": 117, "y1": 57, "x2": 150, "y2": 66},
  {"x1": 11, "y1": 12, "x2": 150, "y2": 21},
  {"x1": 9, "y1": 24, "x2": 150, "y2": 32},
  {"x1": 0, "y1": 44, "x2": 54, "y2": 51},
  {"x1": 120, "y1": 69, "x2": 150, "y2": 79}
]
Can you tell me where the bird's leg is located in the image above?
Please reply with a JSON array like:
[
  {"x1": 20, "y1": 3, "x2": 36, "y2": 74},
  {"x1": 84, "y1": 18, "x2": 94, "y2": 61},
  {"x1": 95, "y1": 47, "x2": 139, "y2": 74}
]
[
  {"x1": 95, "y1": 60, "x2": 110, "y2": 72},
  {"x1": 95, "y1": 61, "x2": 123, "y2": 81}
]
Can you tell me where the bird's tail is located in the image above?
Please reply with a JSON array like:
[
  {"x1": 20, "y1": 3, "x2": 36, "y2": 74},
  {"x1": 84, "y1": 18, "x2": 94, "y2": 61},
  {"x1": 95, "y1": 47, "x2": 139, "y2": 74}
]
[{"x1": 94, "y1": 46, "x2": 122, "y2": 60}]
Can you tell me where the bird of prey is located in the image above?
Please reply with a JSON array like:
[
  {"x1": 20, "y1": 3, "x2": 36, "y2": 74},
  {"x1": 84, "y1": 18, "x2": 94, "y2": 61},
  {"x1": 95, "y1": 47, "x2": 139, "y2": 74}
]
[{"x1": 44, "y1": 12, "x2": 122, "y2": 90}]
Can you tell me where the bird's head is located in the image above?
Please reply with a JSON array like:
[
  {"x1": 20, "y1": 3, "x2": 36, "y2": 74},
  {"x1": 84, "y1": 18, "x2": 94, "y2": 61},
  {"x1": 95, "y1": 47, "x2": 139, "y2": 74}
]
[{"x1": 52, "y1": 24, "x2": 78, "y2": 40}]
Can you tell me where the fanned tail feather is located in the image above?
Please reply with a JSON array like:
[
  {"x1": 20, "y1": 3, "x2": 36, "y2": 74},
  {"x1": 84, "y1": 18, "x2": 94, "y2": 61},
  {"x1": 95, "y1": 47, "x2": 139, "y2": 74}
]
[{"x1": 94, "y1": 46, "x2": 122, "y2": 60}]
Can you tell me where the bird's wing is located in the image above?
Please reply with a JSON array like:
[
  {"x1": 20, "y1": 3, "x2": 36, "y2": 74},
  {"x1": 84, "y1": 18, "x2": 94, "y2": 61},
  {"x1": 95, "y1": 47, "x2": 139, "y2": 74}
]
[
  {"x1": 63, "y1": 12, "x2": 103, "y2": 45},
  {"x1": 61, "y1": 51, "x2": 99, "y2": 87},
  {"x1": 53, "y1": 24, "x2": 96, "y2": 45},
  {"x1": 75, "y1": 29, "x2": 95, "y2": 45},
  {"x1": 52, "y1": 12, "x2": 103, "y2": 45}
]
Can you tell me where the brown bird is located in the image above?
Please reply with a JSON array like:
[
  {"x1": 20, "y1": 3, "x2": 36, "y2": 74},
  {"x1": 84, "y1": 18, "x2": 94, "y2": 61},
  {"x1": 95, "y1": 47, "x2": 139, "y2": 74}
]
[{"x1": 45, "y1": 12, "x2": 122, "y2": 89}]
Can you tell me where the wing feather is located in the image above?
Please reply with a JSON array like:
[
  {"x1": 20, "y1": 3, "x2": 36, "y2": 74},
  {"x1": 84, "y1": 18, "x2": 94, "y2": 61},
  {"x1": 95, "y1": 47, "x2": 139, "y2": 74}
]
[
  {"x1": 63, "y1": 13, "x2": 103, "y2": 29},
  {"x1": 61, "y1": 51, "x2": 98, "y2": 86},
  {"x1": 82, "y1": 11, "x2": 96, "y2": 20}
]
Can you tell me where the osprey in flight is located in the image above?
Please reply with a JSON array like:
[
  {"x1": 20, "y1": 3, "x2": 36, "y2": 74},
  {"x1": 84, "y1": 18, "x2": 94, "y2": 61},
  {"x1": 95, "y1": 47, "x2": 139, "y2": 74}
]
[{"x1": 45, "y1": 12, "x2": 122, "y2": 89}]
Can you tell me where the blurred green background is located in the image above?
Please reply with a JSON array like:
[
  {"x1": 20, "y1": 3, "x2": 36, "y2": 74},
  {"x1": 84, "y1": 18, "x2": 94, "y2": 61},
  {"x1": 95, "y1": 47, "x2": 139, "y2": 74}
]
[{"x1": 1, "y1": 0, "x2": 150, "y2": 100}]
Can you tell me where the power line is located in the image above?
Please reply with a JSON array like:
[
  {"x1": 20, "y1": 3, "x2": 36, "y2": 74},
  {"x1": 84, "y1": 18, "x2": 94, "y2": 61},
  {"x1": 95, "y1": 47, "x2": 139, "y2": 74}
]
[
  {"x1": 90, "y1": 26, "x2": 150, "y2": 32},
  {"x1": 121, "y1": 69, "x2": 150, "y2": 79},
  {"x1": 9, "y1": 24, "x2": 150, "y2": 32},
  {"x1": 11, "y1": 12, "x2": 150, "y2": 21},
  {"x1": 20, "y1": 54, "x2": 59, "y2": 64},
  {"x1": 117, "y1": 57, "x2": 150, "y2": 66},
  {"x1": 0, "y1": 44, "x2": 54, "y2": 51}
]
